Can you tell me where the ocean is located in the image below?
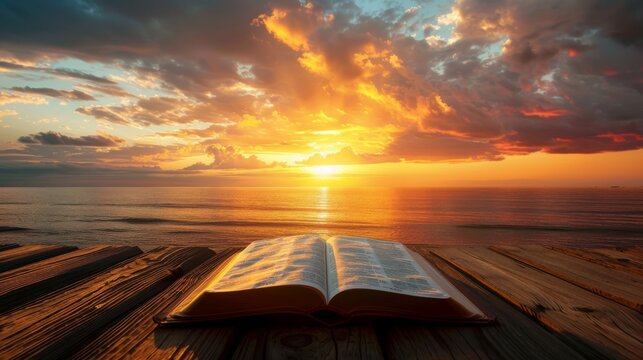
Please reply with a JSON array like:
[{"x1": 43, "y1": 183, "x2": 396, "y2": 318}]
[{"x1": 0, "y1": 187, "x2": 641, "y2": 249}]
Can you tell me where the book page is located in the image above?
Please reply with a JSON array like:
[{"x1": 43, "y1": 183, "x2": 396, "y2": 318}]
[
  {"x1": 205, "y1": 234, "x2": 328, "y2": 297},
  {"x1": 327, "y1": 236, "x2": 448, "y2": 300}
]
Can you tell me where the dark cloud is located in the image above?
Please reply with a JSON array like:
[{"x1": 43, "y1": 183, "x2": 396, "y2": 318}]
[
  {"x1": 76, "y1": 96, "x2": 197, "y2": 126},
  {"x1": 387, "y1": 130, "x2": 503, "y2": 161},
  {"x1": 0, "y1": 61, "x2": 117, "y2": 85},
  {"x1": 10, "y1": 86, "x2": 96, "y2": 101},
  {"x1": 0, "y1": 161, "x2": 309, "y2": 187},
  {"x1": 18, "y1": 131, "x2": 124, "y2": 147},
  {"x1": 0, "y1": 61, "x2": 24, "y2": 71},
  {"x1": 0, "y1": 60, "x2": 129, "y2": 100},
  {"x1": 544, "y1": 133, "x2": 643, "y2": 154},
  {"x1": 75, "y1": 83, "x2": 131, "y2": 98},
  {"x1": 0, "y1": 142, "x2": 188, "y2": 172},
  {"x1": 75, "y1": 106, "x2": 129, "y2": 125},
  {"x1": 47, "y1": 68, "x2": 117, "y2": 85},
  {"x1": 401, "y1": 0, "x2": 643, "y2": 155},
  {"x1": 0, "y1": 0, "x2": 285, "y2": 60},
  {"x1": 0, "y1": 161, "x2": 180, "y2": 186}
]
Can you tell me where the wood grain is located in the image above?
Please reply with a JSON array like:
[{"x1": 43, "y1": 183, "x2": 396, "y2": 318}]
[
  {"x1": 382, "y1": 246, "x2": 588, "y2": 360},
  {"x1": 232, "y1": 324, "x2": 384, "y2": 360},
  {"x1": 2, "y1": 244, "x2": 641, "y2": 359},
  {"x1": 549, "y1": 246, "x2": 643, "y2": 277},
  {"x1": 0, "y1": 243, "x2": 19, "y2": 252},
  {"x1": 0, "y1": 245, "x2": 142, "y2": 313},
  {"x1": 0, "y1": 244, "x2": 76, "y2": 272},
  {"x1": 492, "y1": 245, "x2": 643, "y2": 312},
  {"x1": 332, "y1": 325, "x2": 384, "y2": 359},
  {"x1": 0, "y1": 246, "x2": 214, "y2": 360},
  {"x1": 71, "y1": 248, "x2": 241, "y2": 360},
  {"x1": 148, "y1": 326, "x2": 241, "y2": 360},
  {"x1": 232, "y1": 326, "x2": 336, "y2": 359},
  {"x1": 432, "y1": 246, "x2": 643, "y2": 360}
]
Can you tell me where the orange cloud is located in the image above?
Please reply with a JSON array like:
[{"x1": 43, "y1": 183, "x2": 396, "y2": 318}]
[
  {"x1": 521, "y1": 108, "x2": 570, "y2": 118},
  {"x1": 0, "y1": 91, "x2": 47, "y2": 105},
  {"x1": 297, "y1": 51, "x2": 329, "y2": 75},
  {"x1": 184, "y1": 144, "x2": 283, "y2": 170},
  {"x1": 299, "y1": 146, "x2": 394, "y2": 165},
  {"x1": 257, "y1": 9, "x2": 310, "y2": 51},
  {"x1": 254, "y1": 3, "x2": 326, "y2": 52},
  {"x1": 596, "y1": 133, "x2": 643, "y2": 143}
]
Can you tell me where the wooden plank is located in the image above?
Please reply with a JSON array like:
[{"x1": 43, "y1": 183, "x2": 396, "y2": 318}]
[
  {"x1": 232, "y1": 326, "x2": 337, "y2": 360},
  {"x1": 0, "y1": 246, "x2": 215, "y2": 360},
  {"x1": 332, "y1": 325, "x2": 384, "y2": 359},
  {"x1": 380, "y1": 246, "x2": 588, "y2": 360},
  {"x1": 433, "y1": 247, "x2": 643, "y2": 360},
  {"x1": 0, "y1": 245, "x2": 142, "y2": 313},
  {"x1": 71, "y1": 248, "x2": 242, "y2": 360},
  {"x1": 0, "y1": 243, "x2": 19, "y2": 252},
  {"x1": 549, "y1": 246, "x2": 643, "y2": 277},
  {"x1": 493, "y1": 246, "x2": 643, "y2": 312},
  {"x1": 232, "y1": 324, "x2": 384, "y2": 360},
  {"x1": 0, "y1": 244, "x2": 76, "y2": 272},
  {"x1": 148, "y1": 326, "x2": 241, "y2": 360}
]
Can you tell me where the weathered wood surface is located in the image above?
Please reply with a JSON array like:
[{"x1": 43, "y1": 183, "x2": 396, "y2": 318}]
[
  {"x1": 72, "y1": 248, "x2": 241, "y2": 360},
  {"x1": 550, "y1": 246, "x2": 643, "y2": 276},
  {"x1": 382, "y1": 246, "x2": 590, "y2": 360},
  {"x1": 232, "y1": 323, "x2": 384, "y2": 360},
  {"x1": 493, "y1": 245, "x2": 643, "y2": 312},
  {"x1": 0, "y1": 243, "x2": 19, "y2": 252},
  {"x1": 0, "y1": 245, "x2": 142, "y2": 313},
  {"x1": 433, "y1": 246, "x2": 643, "y2": 360},
  {"x1": 0, "y1": 244, "x2": 641, "y2": 360},
  {"x1": 0, "y1": 247, "x2": 215, "y2": 360},
  {"x1": 0, "y1": 244, "x2": 76, "y2": 272}
]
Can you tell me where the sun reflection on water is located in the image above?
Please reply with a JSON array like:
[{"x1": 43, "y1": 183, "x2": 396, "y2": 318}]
[{"x1": 315, "y1": 186, "x2": 330, "y2": 226}]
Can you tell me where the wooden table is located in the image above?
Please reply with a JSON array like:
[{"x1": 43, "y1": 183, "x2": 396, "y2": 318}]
[{"x1": 0, "y1": 243, "x2": 641, "y2": 359}]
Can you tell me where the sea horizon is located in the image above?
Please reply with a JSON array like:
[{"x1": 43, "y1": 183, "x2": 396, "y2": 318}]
[{"x1": 2, "y1": 186, "x2": 641, "y2": 249}]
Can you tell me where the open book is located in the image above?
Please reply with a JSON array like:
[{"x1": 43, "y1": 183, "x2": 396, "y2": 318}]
[{"x1": 156, "y1": 235, "x2": 489, "y2": 325}]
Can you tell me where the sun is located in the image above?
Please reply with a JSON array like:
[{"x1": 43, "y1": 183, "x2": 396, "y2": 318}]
[{"x1": 308, "y1": 165, "x2": 342, "y2": 177}]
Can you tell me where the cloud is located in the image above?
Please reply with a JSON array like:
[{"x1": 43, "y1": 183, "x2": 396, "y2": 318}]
[
  {"x1": 0, "y1": 161, "x2": 177, "y2": 186},
  {"x1": 0, "y1": 0, "x2": 640, "y2": 179},
  {"x1": 299, "y1": 146, "x2": 393, "y2": 165},
  {"x1": 10, "y1": 86, "x2": 95, "y2": 101},
  {"x1": 17, "y1": 131, "x2": 124, "y2": 147},
  {"x1": 76, "y1": 96, "x2": 198, "y2": 126},
  {"x1": 75, "y1": 83, "x2": 130, "y2": 98},
  {"x1": 75, "y1": 106, "x2": 129, "y2": 125},
  {"x1": 47, "y1": 67, "x2": 117, "y2": 85},
  {"x1": 0, "y1": 160, "x2": 309, "y2": 187},
  {"x1": 543, "y1": 133, "x2": 643, "y2": 154},
  {"x1": 0, "y1": 109, "x2": 17, "y2": 119},
  {"x1": 0, "y1": 61, "x2": 117, "y2": 84},
  {"x1": 184, "y1": 144, "x2": 281, "y2": 170},
  {"x1": 0, "y1": 142, "x2": 188, "y2": 170},
  {"x1": 387, "y1": 130, "x2": 503, "y2": 161},
  {"x1": 0, "y1": 91, "x2": 47, "y2": 105}
]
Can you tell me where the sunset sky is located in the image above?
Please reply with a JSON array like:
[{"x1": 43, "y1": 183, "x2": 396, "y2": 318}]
[{"x1": 0, "y1": 0, "x2": 641, "y2": 186}]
